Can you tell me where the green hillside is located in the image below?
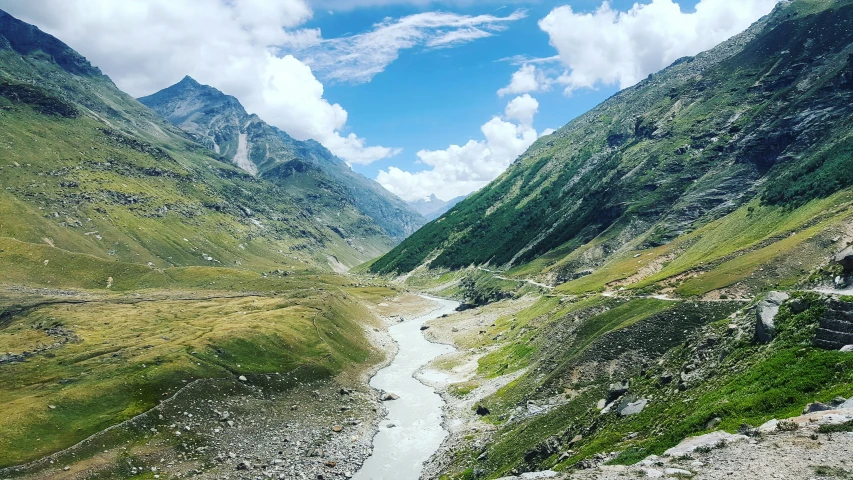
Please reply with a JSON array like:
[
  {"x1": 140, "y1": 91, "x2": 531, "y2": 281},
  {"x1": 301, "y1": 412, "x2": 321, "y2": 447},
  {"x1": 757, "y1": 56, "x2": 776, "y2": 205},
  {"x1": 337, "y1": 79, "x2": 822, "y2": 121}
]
[{"x1": 371, "y1": 0, "x2": 853, "y2": 297}]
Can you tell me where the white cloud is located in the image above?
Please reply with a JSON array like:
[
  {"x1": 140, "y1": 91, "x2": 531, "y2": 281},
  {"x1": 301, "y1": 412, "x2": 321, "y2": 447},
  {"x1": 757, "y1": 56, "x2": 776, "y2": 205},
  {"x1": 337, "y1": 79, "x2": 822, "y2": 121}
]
[
  {"x1": 377, "y1": 95, "x2": 540, "y2": 202},
  {"x1": 504, "y1": 94, "x2": 538, "y2": 127},
  {"x1": 295, "y1": 10, "x2": 526, "y2": 84},
  {"x1": 497, "y1": 63, "x2": 553, "y2": 97},
  {"x1": 539, "y1": 0, "x2": 778, "y2": 93},
  {"x1": 0, "y1": 0, "x2": 396, "y2": 165}
]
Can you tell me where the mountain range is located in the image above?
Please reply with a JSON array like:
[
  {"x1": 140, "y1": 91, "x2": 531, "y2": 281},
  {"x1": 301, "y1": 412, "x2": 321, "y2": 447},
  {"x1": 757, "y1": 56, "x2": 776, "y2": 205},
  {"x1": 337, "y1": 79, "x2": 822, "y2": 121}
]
[
  {"x1": 3, "y1": 2, "x2": 853, "y2": 479},
  {"x1": 407, "y1": 193, "x2": 467, "y2": 221},
  {"x1": 0, "y1": 8, "x2": 421, "y2": 275},
  {"x1": 138, "y1": 76, "x2": 425, "y2": 242}
]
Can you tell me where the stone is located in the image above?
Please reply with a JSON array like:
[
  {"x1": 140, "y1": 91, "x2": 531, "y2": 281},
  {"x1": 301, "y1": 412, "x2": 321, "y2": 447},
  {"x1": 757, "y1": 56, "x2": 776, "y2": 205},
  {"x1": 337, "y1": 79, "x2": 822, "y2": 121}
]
[
  {"x1": 803, "y1": 402, "x2": 833, "y2": 414},
  {"x1": 830, "y1": 396, "x2": 848, "y2": 407},
  {"x1": 325, "y1": 460, "x2": 337, "y2": 467},
  {"x1": 519, "y1": 472, "x2": 558, "y2": 479},
  {"x1": 619, "y1": 399, "x2": 648, "y2": 416},
  {"x1": 659, "y1": 373, "x2": 673, "y2": 385},
  {"x1": 332, "y1": 425, "x2": 343, "y2": 432},
  {"x1": 607, "y1": 380, "x2": 630, "y2": 402},
  {"x1": 596, "y1": 399, "x2": 607, "y2": 410},
  {"x1": 789, "y1": 298, "x2": 808, "y2": 314},
  {"x1": 476, "y1": 405, "x2": 491, "y2": 416},
  {"x1": 569, "y1": 434, "x2": 583, "y2": 445},
  {"x1": 420, "y1": 325, "x2": 430, "y2": 331},
  {"x1": 641, "y1": 468, "x2": 664, "y2": 478},
  {"x1": 237, "y1": 375, "x2": 248, "y2": 382},
  {"x1": 755, "y1": 292, "x2": 789, "y2": 343},
  {"x1": 839, "y1": 397, "x2": 853, "y2": 409},
  {"x1": 665, "y1": 468, "x2": 694, "y2": 476},
  {"x1": 835, "y1": 247, "x2": 853, "y2": 271},
  {"x1": 841, "y1": 345, "x2": 853, "y2": 352},
  {"x1": 380, "y1": 393, "x2": 399, "y2": 401},
  {"x1": 236, "y1": 460, "x2": 251, "y2": 470},
  {"x1": 664, "y1": 431, "x2": 749, "y2": 457}
]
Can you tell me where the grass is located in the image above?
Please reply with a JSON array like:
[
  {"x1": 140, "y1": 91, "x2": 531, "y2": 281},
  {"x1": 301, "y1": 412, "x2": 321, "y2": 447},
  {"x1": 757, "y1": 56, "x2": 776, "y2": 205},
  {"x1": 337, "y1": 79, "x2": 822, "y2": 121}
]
[{"x1": 0, "y1": 280, "x2": 394, "y2": 468}]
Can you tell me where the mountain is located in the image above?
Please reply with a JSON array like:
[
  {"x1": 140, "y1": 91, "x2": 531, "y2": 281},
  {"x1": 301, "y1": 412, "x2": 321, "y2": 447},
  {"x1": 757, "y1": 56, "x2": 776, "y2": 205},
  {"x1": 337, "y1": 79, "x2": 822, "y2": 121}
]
[
  {"x1": 372, "y1": 0, "x2": 853, "y2": 291},
  {"x1": 407, "y1": 193, "x2": 467, "y2": 221},
  {"x1": 0, "y1": 9, "x2": 401, "y2": 471},
  {"x1": 365, "y1": 1, "x2": 853, "y2": 477},
  {"x1": 138, "y1": 77, "x2": 426, "y2": 242},
  {"x1": 0, "y1": 8, "x2": 396, "y2": 275}
]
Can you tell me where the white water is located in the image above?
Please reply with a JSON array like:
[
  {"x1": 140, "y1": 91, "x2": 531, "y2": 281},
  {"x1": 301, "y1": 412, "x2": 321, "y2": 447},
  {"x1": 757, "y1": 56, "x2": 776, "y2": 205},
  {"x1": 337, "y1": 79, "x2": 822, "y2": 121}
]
[{"x1": 353, "y1": 296, "x2": 458, "y2": 480}]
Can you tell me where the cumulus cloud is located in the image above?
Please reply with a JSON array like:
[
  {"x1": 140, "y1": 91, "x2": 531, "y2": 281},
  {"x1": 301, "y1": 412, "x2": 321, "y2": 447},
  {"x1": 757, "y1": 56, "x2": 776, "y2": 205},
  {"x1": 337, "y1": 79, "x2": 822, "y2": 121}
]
[
  {"x1": 295, "y1": 10, "x2": 526, "y2": 84},
  {"x1": 0, "y1": 0, "x2": 398, "y2": 164},
  {"x1": 377, "y1": 95, "x2": 541, "y2": 202},
  {"x1": 539, "y1": 0, "x2": 778, "y2": 93},
  {"x1": 497, "y1": 63, "x2": 553, "y2": 97}
]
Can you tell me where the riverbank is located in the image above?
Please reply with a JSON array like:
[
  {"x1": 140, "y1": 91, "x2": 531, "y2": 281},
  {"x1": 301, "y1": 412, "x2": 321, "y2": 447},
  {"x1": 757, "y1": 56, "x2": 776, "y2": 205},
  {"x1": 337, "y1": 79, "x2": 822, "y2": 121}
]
[
  {"x1": 353, "y1": 295, "x2": 460, "y2": 480},
  {"x1": 0, "y1": 290, "x2": 439, "y2": 480}
]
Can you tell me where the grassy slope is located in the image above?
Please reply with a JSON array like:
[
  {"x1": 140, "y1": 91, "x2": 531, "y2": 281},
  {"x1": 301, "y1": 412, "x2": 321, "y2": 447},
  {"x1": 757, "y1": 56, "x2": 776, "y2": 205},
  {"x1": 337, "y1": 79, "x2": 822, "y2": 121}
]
[
  {"x1": 371, "y1": 0, "x2": 853, "y2": 293},
  {"x1": 0, "y1": 13, "x2": 400, "y2": 469},
  {"x1": 436, "y1": 294, "x2": 853, "y2": 479}
]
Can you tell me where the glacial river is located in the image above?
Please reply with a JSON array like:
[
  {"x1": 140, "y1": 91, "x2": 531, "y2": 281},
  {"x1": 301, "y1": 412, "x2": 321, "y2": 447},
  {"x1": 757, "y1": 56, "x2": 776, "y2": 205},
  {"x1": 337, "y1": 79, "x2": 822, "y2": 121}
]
[{"x1": 352, "y1": 296, "x2": 459, "y2": 480}]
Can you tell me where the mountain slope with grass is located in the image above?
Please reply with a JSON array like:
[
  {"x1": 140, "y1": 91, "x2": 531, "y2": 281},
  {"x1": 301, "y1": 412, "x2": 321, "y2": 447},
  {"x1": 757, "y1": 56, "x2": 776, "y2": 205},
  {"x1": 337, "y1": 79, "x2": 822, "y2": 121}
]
[
  {"x1": 371, "y1": 0, "x2": 853, "y2": 298},
  {"x1": 0, "y1": 10, "x2": 414, "y2": 477},
  {"x1": 357, "y1": 1, "x2": 853, "y2": 478},
  {"x1": 139, "y1": 77, "x2": 426, "y2": 242},
  {"x1": 0, "y1": 9, "x2": 399, "y2": 273}
]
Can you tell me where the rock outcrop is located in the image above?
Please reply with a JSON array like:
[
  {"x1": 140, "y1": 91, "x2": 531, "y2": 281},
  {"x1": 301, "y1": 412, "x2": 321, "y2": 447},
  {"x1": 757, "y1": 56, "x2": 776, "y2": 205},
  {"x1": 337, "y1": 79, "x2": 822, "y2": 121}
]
[
  {"x1": 814, "y1": 299, "x2": 853, "y2": 350},
  {"x1": 755, "y1": 292, "x2": 789, "y2": 343}
]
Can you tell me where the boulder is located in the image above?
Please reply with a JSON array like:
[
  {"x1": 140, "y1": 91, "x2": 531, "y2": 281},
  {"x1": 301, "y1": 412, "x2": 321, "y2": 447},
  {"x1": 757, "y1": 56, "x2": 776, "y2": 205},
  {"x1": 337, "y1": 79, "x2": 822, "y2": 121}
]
[
  {"x1": 839, "y1": 397, "x2": 853, "y2": 409},
  {"x1": 663, "y1": 431, "x2": 748, "y2": 457},
  {"x1": 665, "y1": 468, "x2": 694, "y2": 476},
  {"x1": 835, "y1": 247, "x2": 853, "y2": 271},
  {"x1": 607, "y1": 380, "x2": 630, "y2": 402},
  {"x1": 788, "y1": 298, "x2": 808, "y2": 314},
  {"x1": 755, "y1": 292, "x2": 789, "y2": 343},
  {"x1": 619, "y1": 399, "x2": 648, "y2": 416},
  {"x1": 519, "y1": 472, "x2": 558, "y2": 479},
  {"x1": 803, "y1": 402, "x2": 833, "y2": 414},
  {"x1": 380, "y1": 393, "x2": 399, "y2": 401},
  {"x1": 841, "y1": 345, "x2": 853, "y2": 352}
]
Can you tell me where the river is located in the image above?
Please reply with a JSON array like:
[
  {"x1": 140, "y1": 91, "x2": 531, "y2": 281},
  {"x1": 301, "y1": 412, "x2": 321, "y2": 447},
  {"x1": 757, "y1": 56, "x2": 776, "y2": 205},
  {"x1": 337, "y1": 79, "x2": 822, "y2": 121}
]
[{"x1": 352, "y1": 295, "x2": 459, "y2": 480}]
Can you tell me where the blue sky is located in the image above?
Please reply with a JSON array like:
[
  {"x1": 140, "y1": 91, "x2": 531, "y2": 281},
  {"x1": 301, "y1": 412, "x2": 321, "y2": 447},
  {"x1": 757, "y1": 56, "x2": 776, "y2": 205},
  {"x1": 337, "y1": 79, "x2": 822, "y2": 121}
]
[
  {"x1": 292, "y1": 0, "x2": 776, "y2": 200},
  {"x1": 1, "y1": 0, "x2": 778, "y2": 201}
]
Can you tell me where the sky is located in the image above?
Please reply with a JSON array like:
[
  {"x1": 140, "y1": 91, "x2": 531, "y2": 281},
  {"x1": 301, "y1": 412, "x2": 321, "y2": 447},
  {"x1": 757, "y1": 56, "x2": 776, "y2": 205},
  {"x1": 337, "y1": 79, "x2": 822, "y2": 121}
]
[{"x1": 0, "y1": 0, "x2": 778, "y2": 201}]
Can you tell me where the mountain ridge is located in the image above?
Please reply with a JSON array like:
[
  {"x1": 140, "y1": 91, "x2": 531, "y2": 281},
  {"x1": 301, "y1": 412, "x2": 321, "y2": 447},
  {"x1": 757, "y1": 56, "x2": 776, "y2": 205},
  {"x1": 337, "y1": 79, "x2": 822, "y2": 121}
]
[
  {"x1": 370, "y1": 0, "x2": 853, "y2": 286},
  {"x1": 138, "y1": 77, "x2": 427, "y2": 241}
]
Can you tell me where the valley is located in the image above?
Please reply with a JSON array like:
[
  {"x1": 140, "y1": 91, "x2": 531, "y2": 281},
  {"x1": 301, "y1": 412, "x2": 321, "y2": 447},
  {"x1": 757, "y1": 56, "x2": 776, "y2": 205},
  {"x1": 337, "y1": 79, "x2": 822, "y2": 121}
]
[{"x1": 3, "y1": 1, "x2": 853, "y2": 479}]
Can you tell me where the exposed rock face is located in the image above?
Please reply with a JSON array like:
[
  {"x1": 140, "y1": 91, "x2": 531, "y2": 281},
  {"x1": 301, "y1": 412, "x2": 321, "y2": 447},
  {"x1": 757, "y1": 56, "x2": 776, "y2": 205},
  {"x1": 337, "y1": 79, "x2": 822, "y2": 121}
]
[
  {"x1": 755, "y1": 292, "x2": 789, "y2": 343},
  {"x1": 619, "y1": 399, "x2": 648, "y2": 416},
  {"x1": 606, "y1": 380, "x2": 630, "y2": 403},
  {"x1": 814, "y1": 299, "x2": 853, "y2": 350},
  {"x1": 835, "y1": 247, "x2": 853, "y2": 271}
]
